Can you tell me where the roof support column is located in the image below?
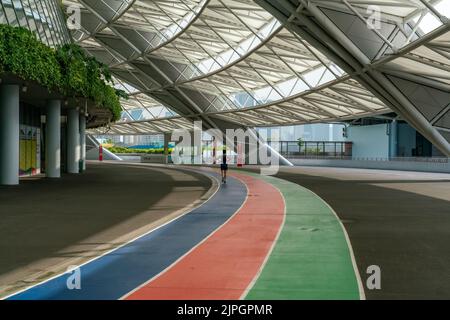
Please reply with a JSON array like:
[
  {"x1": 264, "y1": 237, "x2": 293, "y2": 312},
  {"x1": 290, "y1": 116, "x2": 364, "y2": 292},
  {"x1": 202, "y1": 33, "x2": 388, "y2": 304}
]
[
  {"x1": 389, "y1": 119, "x2": 398, "y2": 159},
  {"x1": 46, "y1": 100, "x2": 61, "y2": 178},
  {"x1": 67, "y1": 108, "x2": 80, "y2": 174},
  {"x1": 193, "y1": 122, "x2": 203, "y2": 165},
  {"x1": 80, "y1": 114, "x2": 86, "y2": 172},
  {"x1": 0, "y1": 85, "x2": 20, "y2": 185},
  {"x1": 164, "y1": 133, "x2": 171, "y2": 164},
  {"x1": 248, "y1": 129, "x2": 293, "y2": 167}
]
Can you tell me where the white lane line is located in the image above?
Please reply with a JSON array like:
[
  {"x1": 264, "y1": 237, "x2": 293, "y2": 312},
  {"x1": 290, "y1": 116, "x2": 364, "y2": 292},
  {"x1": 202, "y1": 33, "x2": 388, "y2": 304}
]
[
  {"x1": 305, "y1": 188, "x2": 367, "y2": 300},
  {"x1": 240, "y1": 172, "x2": 366, "y2": 300},
  {"x1": 120, "y1": 173, "x2": 250, "y2": 300},
  {"x1": 239, "y1": 174, "x2": 286, "y2": 300},
  {"x1": 2, "y1": 167, "x2": 220, "y2": 300}
]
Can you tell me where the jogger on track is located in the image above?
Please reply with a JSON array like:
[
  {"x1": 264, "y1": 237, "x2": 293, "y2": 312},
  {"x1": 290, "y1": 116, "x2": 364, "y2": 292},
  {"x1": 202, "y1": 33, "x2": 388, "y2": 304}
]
[{"x1": 221, "y1": 150, "x2": 228, "y2": 184}]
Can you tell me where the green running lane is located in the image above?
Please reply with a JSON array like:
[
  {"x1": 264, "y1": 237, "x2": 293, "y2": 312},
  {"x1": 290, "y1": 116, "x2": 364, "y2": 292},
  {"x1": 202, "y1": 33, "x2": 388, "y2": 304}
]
[{"x1": 242, "y1": 173, "x2": 363, "y2": 300}]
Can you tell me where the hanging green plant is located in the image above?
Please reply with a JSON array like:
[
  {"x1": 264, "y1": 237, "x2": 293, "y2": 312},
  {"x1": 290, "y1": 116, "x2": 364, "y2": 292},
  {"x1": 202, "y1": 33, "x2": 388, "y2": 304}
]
[
  {"x1": 0, "y1": 25, "x2": 62, "y2": 90},
  {"x1": 0, "y1": 25, "x2": 127, "y2": 122},
  {"x1": 55, "y1": 43, "x2": 128, "y2": 121}
]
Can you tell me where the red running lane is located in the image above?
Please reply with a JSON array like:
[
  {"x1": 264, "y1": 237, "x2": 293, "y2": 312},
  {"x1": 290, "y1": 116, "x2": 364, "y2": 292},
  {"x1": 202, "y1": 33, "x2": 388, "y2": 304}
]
[{"x1": 125, "y1": 173, "x2": 285, "y2": 300}]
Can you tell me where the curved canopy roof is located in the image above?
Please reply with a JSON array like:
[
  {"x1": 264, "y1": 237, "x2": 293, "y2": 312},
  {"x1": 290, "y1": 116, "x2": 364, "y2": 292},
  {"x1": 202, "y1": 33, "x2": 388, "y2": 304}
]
[{"x1": 61, "y1": 0, "x2": 450, "y2": 137}]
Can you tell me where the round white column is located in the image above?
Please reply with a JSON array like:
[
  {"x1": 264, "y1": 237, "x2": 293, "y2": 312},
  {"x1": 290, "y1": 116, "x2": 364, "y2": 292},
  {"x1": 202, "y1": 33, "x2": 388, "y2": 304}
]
[
  {"x1": 0, "y1": 85, "x2": 20, "y2": 185},
  {"x1": 46, "y1": 100, "x2": 61, "y2": 178},
  {"x1": 390, "y1": 120, "x2": 398, "y2": 159},
  {"x1": 80, "y1": 115, "x2": 86, "y2": 172},
  {"x1": 164, "y1": 133, "x2": 171, "y2": 164},
  {"x1": 67, "y1": 108, "x2": 80, "y2": 174}
]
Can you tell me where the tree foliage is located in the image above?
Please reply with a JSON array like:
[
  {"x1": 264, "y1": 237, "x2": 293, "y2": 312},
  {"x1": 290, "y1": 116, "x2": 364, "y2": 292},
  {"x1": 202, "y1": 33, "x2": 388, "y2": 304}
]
[{"x1": 106, "y1": 146, "x2": 173, "y2": 155}]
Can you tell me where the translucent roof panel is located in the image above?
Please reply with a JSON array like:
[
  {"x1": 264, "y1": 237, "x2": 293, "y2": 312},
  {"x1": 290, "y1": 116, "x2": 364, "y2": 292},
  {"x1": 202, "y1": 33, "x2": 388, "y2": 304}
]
[
  {"x1": 1, "y1": 0, "x2": 71, "y2": 46},
  {"x1": 61, "y1": 0, "x2": 449, "y2": 134}
]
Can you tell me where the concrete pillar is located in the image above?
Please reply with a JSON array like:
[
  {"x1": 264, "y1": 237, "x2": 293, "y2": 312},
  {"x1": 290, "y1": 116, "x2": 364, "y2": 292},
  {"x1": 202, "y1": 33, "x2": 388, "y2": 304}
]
[
  {"x1": 0, "y1": 85, "x2": 20, "y2": 185},
  {"x1": 46, "y1": 100, "x2": 61, "y2": 178},
  {"x1": 67, "y1": 108, "x2": 80, "y2": 174},
  {"x1": 193, "y1": 123, "x2": 203, "y2": 165},
  {"x1": 80, "y1": 115, "x2": 86, "y2": 172},
  {"x1": 390, "y1": 120, "x2": 398, "y2": 159},
  {"x1": 212, "y1": 137, "x2": 217, "y2": 165},
  {"x1": 191, "y1": 133, "x2": 202, "y2": 165},
  {"x1": 164, "y1": 133, "x2": 171, "y2": 164}
]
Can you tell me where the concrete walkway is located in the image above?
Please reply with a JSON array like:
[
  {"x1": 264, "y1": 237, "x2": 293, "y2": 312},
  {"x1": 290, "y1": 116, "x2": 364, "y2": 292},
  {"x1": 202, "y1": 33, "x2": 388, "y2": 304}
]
[
  {"x1": 2, "y1": 163, "x2": 449, "y2": 300},
  {"x1": 0, "y1": 163, "x2": 213, "y2": 298},
  {"x1": 243, "y1": 166, "x2": 450, "y2": 300},
  {"x1": 6, "y1": 168, "x2": 362, "y2": 300}
]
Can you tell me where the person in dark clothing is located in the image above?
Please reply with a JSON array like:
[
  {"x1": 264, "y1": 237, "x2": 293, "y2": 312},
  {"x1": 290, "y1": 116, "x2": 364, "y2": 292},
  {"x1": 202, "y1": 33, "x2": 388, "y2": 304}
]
[{"x1": 220, "y1": 150, "x2": 228, "y2": 184}]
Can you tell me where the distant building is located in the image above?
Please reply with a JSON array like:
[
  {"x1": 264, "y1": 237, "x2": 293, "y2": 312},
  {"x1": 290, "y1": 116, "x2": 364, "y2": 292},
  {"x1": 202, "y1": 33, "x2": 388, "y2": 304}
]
[
  {"x1": 257, "y1": 123, "x2": 346, "y2": 142},
  {"x1": 96, "y1": 134, "x2": 165, "y2": 148}
]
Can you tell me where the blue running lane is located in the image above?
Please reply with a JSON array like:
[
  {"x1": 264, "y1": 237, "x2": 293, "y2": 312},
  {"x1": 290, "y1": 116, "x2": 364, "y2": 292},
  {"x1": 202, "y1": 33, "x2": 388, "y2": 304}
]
[{"x1": 7, "y1": 173, "x2": 246, "y2": 300}]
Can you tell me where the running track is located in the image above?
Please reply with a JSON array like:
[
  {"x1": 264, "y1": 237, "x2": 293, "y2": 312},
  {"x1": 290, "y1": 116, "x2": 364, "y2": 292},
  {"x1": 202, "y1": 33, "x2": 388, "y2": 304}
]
[{"x1": 6, "y1": 170, "x2": 363, "y2": 300}]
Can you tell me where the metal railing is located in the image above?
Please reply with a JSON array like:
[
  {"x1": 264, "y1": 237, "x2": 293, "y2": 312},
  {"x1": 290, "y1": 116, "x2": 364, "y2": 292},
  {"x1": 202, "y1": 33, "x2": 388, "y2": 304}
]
[
  {"x1": 285, "y1": 155, "x2": 449, "y2": 163},
  {"x1": 267, "y1": 141, "x2": 353, "y2": 158}
]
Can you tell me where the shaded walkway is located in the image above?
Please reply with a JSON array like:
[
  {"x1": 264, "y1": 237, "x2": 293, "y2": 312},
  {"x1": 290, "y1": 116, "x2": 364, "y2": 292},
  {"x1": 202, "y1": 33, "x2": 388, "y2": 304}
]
[
  {"x1": 126, "y1": 173, "x2": 285, "y2": 300},
  {"x1": 6, "y1": 172, "x2": 246, "y2": 300},
  {"x1": 3, "y1": 163, "x2": 450, "y2": 300},
  {"x1": 7, "y1": 169, "x2": 361, "y2": 300},
  {"x1": 0, "y1": 163, "x2": 212, "y2": 298}
]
